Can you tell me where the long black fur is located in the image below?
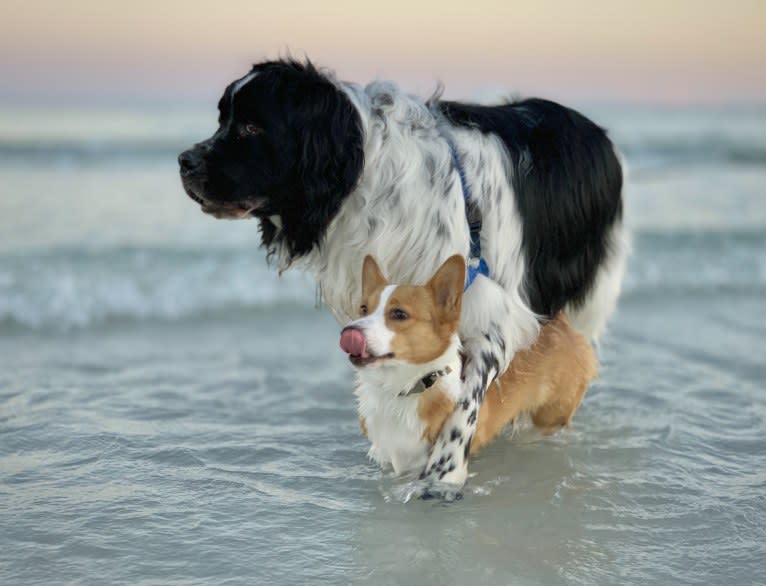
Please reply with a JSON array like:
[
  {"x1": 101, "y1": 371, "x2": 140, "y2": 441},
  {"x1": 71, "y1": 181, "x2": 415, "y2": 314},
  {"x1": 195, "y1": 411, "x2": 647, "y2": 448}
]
[
  {"x1": 250, "y1": 61, "x2": 365, "y2": 257},
  {"x1": 439, "y1": 99, "x2": 623, "y2": 316}
]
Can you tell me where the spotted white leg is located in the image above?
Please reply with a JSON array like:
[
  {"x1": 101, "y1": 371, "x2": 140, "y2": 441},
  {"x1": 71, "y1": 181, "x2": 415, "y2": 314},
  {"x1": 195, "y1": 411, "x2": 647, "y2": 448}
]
[
  {"x1": 419, "y1": 340, "x2": 500, "y2": 487},
  {"x1": 419, "y1": 275, "x2": 539, "y2": 490}
]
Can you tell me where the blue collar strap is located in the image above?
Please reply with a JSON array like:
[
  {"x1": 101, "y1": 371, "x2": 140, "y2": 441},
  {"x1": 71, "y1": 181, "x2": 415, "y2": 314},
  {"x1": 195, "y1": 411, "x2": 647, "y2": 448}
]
[
  {"x1": 465, "y1": 257, "x2": 489, "y2": 290},
  {"x1": 443, "y1": 134, "x2": 489, "y2": 291}
]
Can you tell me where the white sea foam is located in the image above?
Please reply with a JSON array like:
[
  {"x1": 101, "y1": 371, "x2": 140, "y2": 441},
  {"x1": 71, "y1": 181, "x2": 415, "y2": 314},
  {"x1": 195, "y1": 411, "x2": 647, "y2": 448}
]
[
  {"x1": 0, "y1": 231, "x2": 763, "y2": 330},
  {"x1": 0, "y1": 248, "x2": 316, "y2": 329}
]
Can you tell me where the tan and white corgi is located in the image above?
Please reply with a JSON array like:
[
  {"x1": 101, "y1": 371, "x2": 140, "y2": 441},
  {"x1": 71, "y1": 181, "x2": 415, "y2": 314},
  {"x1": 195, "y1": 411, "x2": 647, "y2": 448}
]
[{"x1": 339, "y1": 254, "x2": 598, "y2": 477}]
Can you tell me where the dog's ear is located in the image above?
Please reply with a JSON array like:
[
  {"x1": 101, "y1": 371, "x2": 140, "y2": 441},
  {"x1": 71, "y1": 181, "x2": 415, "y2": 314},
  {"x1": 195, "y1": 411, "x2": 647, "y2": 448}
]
[
  {"x1": 427, "y1": 255, "x2": 465, "y2": 323},
  {"x1": 361, "y1": 255, "x2": 388, "y2": 300},
  {"x1": 281, "y1": 63, "x2": 364, "y2": 257}
]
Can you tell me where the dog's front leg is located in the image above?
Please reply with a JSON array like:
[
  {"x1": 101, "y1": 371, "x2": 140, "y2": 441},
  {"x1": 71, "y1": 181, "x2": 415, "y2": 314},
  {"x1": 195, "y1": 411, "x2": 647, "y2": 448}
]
[
  {"x1": 419, "y1": 276, "x2": 539, "y2": 491},
  {"x1": 419, "y1": 337, "x2": 500, "y2": 487}
]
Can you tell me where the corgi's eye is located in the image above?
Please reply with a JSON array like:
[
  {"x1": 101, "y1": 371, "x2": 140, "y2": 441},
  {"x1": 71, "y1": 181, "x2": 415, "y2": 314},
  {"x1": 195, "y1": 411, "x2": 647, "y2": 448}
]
[
  {"x1": 360, "y1": 304, "x2": 368, "y2": 315},
  {"x1": 389, "y1": 308, "x2": 409, "y2": 321}
]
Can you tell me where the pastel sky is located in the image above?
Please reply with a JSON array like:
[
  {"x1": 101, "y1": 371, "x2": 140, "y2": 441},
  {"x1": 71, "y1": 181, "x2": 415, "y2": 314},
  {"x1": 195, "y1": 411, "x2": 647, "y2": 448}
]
[{"x1": 1, "y1": 0, "x2": 765, "y2": 104}]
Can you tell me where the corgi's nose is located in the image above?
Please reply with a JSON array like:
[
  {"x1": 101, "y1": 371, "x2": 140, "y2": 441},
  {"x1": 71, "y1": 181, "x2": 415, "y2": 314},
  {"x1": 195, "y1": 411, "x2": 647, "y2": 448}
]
[{"x1": 340, "y1": 327, "x2": 368, "y2": 357}]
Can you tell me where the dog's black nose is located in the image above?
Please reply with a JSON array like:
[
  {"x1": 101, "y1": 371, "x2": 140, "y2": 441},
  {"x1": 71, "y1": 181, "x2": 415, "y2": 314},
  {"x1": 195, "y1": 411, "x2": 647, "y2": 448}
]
[{"x1": 178, "y1": 150, "x2": 202, "y2": 175}]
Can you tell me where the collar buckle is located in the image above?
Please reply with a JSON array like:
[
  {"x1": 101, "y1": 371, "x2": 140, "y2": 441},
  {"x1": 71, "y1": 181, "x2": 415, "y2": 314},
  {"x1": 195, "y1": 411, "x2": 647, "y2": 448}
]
[{"x1": 399, "y1": 366, "x2": 453, "y2": 397}]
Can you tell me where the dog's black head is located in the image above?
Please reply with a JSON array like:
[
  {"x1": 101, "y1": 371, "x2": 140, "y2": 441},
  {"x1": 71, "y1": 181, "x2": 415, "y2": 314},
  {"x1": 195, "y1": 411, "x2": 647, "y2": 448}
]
[{"x1": 179, "y1": 60, "x2": 364, "y2": 259}]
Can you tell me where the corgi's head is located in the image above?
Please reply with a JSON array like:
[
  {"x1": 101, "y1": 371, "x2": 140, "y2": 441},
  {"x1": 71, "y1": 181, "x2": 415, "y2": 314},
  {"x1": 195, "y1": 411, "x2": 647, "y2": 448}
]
[{"x1": 339, "y1": 255, "x2": 465, "y2": 368}]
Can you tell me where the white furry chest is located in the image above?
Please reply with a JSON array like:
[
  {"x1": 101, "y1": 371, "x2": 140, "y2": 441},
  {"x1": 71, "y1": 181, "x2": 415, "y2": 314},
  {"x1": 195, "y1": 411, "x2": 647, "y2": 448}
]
[
  {"x1": 354, "y1": 347, "x2": 463, "y2": 475},
  {"x1": 356, "y1": 385, "x2": 430, "y2": 475}
]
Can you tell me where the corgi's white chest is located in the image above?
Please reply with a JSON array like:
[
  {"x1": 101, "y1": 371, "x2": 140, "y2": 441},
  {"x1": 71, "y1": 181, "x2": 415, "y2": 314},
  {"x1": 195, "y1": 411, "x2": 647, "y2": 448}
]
[
  {"x1": 357, "y1": 386, "x2": 430, "y2": 475},
  {"x1": 353, "y1": 341, "x2": 463, "y2": 475}
]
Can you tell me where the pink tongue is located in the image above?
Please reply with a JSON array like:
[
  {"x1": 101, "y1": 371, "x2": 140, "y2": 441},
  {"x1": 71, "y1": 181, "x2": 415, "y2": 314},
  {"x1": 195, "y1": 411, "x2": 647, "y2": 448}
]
[{"x1": 340, "y1": 328, "x2": 368, "y2": 357}]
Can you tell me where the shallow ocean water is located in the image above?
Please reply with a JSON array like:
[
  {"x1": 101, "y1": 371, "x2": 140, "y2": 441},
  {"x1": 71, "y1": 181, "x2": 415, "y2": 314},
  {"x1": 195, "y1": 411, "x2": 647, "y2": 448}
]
[{"x1": 1, "y1": 105, "x2": 765, "y2": 584}]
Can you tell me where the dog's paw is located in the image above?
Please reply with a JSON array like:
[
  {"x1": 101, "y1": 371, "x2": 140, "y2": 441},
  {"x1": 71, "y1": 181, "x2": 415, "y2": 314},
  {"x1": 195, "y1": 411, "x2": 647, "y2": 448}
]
[
  {"x1": 419, "y1": 483, "x2": 464, "y2": 502},
  {"x1": 385, "y1": 478, "x2": 464, "y2": 503}
]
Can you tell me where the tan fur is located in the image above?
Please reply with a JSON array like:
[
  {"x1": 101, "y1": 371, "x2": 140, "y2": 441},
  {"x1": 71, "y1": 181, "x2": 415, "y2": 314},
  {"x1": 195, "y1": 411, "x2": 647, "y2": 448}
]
[
  {"x1": 386, "y1": 286, "x2": 456, "y2": 363},
  {"x1": 417, "y1": 389, "x2": 456, "y2": 443},
  {"x1": 386, "y1": 256, "x2": 464, "y2": 364},
  {"x1": 471, "y1": 313, "x2": 597, "y2": 453},
  {"x1": 359, "y1": 256, "x2": 385, "y2": 317}
]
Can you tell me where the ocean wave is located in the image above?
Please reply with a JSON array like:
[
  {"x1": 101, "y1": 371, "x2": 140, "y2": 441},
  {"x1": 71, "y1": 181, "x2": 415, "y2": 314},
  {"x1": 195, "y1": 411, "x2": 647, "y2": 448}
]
[
  {"x1": 620, "y1": 138, "x2": 766, "y2": 179},
  {"x1": 1, "y1": 232, "x2": 764, "y2": 331},
  {"x1": 623, "y1": 230, "x2": 766, "y2": 298},
  {"x1": 622, "y1": 140, "x2": 766, "y2": 165},
  {"x1": 0, "y1": 140, "x2": 186, "y2": 166},
  {"x1": 0, "y1": 247, "x2": 315, "y2": 331},
  {"x1": 1, "y1": 132, "x2": 765, "y2": 170}
]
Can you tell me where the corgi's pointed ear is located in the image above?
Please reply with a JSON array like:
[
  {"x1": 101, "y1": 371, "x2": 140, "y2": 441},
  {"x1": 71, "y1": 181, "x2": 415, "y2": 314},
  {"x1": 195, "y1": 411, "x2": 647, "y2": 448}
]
[
  {"x1": 427, "y1": 254, "x2": 465, "y2": 322},
  {"x1": 361, "y1": 255, "x2": 388, "y2": 299}
]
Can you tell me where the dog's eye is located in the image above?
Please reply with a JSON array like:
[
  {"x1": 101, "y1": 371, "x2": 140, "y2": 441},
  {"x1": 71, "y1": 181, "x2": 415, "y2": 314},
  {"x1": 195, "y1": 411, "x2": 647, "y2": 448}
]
[
  {"x1": 240, "y1": 124, "x2": 263, "y2": 136},
  {"x1": 360, "y1": 304, "x2": 368, "y2": 316},
  {"x1": 389, "y1": 308, "x2": 409, "y2": 321}
]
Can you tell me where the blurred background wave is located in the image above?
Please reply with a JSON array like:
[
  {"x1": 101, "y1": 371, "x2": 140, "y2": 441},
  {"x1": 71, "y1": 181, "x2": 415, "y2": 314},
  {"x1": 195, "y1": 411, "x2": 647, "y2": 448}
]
[
  {"x1": 1, "y1": 104, "x2": 764, "y2": 329},
  {"x1": 1, "y1": 0, "x2": 764, "y2": 331}
]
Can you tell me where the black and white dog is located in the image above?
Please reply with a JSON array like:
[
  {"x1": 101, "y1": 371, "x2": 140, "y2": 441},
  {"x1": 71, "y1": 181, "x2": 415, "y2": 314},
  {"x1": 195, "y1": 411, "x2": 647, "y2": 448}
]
[{"x1": 179, "y1": 59, "x2": 626, "y2": 489}]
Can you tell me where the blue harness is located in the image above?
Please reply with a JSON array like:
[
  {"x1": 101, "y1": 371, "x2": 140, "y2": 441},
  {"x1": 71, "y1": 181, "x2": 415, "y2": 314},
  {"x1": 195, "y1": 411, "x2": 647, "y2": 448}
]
[{"x1": 444, "y1": 136, "x2": 489, "y2": 290}]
